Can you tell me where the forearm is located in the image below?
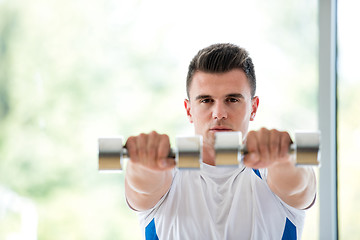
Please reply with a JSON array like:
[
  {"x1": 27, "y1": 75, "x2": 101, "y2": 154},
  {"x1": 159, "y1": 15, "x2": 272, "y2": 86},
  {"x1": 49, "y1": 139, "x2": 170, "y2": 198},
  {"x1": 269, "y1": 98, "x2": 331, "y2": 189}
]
[
  {"x1": 267, "y1": 157, "x2": 316, "y2": 209},
  {"x1": 125, "y1": 160, "x2": 173, "y2": 210}
]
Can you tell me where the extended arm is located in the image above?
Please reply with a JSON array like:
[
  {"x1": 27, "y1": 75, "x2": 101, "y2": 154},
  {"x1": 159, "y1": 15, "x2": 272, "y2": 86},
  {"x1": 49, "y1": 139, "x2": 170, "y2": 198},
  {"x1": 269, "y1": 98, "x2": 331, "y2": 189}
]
[
  {"x1": 244, "y1": 128, "x2": 317, "y2": 209},
  {"x1": 124, "y1": 131, "x2": 175, "y2": 211}
]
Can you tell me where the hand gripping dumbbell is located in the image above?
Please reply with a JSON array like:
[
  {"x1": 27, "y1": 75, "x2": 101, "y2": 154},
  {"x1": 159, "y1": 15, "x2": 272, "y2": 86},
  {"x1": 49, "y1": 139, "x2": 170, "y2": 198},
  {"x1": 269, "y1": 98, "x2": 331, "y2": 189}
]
[
  {"x1": 98, "y1": 131, "x2": 320, "y2": 172},
  {"x1": 212, "y1": 131, "x2": 321, "y2": 167},
  {"x1": 98, "y1": 135, "x2": 203, "y2": 172}
]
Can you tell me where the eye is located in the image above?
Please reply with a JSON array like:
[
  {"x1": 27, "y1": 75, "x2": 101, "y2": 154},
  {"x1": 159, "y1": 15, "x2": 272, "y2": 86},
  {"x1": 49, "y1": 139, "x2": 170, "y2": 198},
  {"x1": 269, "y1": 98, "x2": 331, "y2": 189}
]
[
  {"x1": 226, "y1": 97, "x2": 240, "y2": 103},
  {"x1": 200, "y1": 98, "x2": 213, "y2": 103}
]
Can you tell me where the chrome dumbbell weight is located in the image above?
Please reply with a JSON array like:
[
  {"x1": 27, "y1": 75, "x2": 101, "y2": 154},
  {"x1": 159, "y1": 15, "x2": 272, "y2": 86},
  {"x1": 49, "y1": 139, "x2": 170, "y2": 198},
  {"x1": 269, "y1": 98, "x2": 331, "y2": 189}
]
[
  {"x1": 98, "y1": 135, "x2": 203, "y2": 172},
  {"x1": 292, "y1": 131, "x2": 321, "y2": 166},
  {"x1": 214, "y1": 131, "x2": 321, "y2": 167}
]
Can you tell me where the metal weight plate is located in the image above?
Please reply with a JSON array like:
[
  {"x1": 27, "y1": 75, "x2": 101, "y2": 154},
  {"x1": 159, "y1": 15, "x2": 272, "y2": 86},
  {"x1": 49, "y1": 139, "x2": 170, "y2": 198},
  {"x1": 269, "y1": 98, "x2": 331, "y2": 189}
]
[
  {"x1": 176, "y1": 135, "x2": 202, "y2": 169},
  {"x1": 214, "y1": 131, "x2": 242, "y2": 166},
  {"x1": 98, "y1": 137, "x2": 124, "y2": 172},
  {"x1": 295, "y1": 131, "x2": 321, "y2": 166}
]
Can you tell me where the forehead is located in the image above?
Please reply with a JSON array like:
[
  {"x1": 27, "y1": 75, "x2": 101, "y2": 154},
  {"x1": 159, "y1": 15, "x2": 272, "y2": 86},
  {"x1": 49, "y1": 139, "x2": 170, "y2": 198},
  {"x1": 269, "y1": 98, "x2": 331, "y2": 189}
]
[{"x1": 189, "y1": 69, "x2": 251, "y2": 99}]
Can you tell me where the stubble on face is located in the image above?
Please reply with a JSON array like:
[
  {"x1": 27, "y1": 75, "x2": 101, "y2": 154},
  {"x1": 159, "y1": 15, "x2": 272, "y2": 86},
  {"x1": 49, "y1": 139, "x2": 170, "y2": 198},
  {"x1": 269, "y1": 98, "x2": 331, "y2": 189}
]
[{"x1": 187, "y1": 69, "x2": 257, "y2": 144}]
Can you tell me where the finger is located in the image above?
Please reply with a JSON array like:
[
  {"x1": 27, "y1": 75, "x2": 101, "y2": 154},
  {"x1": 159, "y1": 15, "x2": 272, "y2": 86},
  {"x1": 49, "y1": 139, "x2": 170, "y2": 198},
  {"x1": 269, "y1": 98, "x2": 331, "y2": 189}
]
[
  {"x1": 269, "y1": 129, "x2": 281, "y2": 161},
  {"x1": 147, "y1": 131, "x2": 160, "y2": 162},
  {"x1": 258, "y1": 128, "x2": 270, "y2": 161},
  {"x1": 126, "y1": 136, "x2": 138, "y2": 162},
  {"x1": 280, "y1": 131, "x2": 292, "y2": 158},
  {"x1": 243, "y1": 131, "x2": 260, "y2": 166},
  {"x1": 245, "y1": 130, "x2": 258, "y2": 153},
  {"x1": 157, "y1": 134, "x2": 174, "y2": 169},
  {"x1": 137, "y1": 133, "x2": 148, "y2": 165}
]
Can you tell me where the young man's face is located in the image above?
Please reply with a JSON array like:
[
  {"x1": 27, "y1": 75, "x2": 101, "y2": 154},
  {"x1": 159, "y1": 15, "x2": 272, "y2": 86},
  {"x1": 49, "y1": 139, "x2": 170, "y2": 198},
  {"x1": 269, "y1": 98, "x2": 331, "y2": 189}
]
[{"x1": 184, "y1": 69, "x2": 259, "y2": 143}]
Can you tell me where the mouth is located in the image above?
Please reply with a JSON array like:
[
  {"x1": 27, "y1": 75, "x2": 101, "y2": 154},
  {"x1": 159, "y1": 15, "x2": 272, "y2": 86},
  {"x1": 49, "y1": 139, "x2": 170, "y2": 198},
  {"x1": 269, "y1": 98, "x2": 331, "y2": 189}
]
[{"x1": 209, "y1": 126, "x2": 233, "y2": 132}]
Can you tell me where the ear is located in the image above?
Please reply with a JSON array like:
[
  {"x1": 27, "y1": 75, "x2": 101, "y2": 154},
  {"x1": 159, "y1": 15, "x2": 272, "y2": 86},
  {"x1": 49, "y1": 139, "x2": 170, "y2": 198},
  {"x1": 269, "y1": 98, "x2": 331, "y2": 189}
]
[
  {"x1": 250, "y1": 96, "x2": 259, "y2": 121},
  {"x1": 184, "y1": 99, "x2": 193, "y2": 123}
]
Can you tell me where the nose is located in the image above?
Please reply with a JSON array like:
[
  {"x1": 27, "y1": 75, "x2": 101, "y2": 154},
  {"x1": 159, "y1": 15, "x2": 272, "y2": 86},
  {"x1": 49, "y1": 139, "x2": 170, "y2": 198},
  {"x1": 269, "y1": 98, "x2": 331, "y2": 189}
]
[{"x1": 212, "y1": 102, "x2": 228, "y2": 120}]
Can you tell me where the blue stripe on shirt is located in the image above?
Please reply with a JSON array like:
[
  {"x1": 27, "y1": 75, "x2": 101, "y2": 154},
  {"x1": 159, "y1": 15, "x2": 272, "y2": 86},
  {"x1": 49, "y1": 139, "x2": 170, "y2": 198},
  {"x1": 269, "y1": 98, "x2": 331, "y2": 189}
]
[
  {"x1": 145, "y1": 218, "x2": 159, "y2": 240},
  {"x1": 252, "y1": 169, "x2": 262, "y2": 179},
  {"x1": 282, "y1": 218, "x2": 297, "y2": 240}
]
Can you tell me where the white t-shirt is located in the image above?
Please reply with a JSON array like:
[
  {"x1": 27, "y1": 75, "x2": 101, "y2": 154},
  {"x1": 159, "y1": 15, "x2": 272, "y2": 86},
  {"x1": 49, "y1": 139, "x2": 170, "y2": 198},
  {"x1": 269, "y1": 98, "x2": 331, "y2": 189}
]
[{"x1": 137, "y1": 163, "x2": 305, "y2": 240}]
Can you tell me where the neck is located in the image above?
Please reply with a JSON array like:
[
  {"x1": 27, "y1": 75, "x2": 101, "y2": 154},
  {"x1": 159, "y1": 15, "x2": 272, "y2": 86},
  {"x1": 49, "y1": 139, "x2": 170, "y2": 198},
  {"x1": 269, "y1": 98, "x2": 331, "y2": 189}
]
[{"x1": 202, "y1": 145, "x2": 216, "y2": 166}]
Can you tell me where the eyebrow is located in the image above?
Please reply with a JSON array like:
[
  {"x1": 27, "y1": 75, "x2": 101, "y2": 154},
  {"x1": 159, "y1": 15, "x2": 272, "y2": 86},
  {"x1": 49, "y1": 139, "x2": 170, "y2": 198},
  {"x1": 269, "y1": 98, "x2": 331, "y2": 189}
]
[
  {"x1": 195, "y1": 93, "x2": 245, "y2": 100},
  {"x1": 226, "y1": 93, "x2": 245, "y2": 99},
  {"x1": 195, "y1": 95, "x2": 212, "y2": 100}
]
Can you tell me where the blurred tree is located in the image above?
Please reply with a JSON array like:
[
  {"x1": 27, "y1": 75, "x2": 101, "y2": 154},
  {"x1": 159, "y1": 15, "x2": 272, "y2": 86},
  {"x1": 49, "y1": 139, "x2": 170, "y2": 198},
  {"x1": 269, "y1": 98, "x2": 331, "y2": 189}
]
[
  {"x1": 0, "y1": 0, "x2": 178, "y2": 239},
  {"x1": 0, "y1": 2, "x2": 17, "y2": 146}
]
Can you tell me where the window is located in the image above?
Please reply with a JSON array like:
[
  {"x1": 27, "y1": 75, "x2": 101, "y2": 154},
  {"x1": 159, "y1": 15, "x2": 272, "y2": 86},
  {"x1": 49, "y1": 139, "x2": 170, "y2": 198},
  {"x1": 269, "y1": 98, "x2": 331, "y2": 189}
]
[
  {"x1": 0, "y1": 0, "x2": 319, "y2": 239},
  {"x1": 338, "y1": 1, "x2": 360, "y2": 238}
]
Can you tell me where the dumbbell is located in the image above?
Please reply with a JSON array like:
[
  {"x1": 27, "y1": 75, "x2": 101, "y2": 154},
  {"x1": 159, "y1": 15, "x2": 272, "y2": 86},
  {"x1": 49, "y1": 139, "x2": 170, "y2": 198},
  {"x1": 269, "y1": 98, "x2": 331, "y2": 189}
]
[
  {"x1": 98, "y1": 131, "x2": 320, "y2": 172},
  {"x1": 98, "y1": 135, "x2": 203, "y2": 172},
  {"x1": 212, "y1": 131, "x2": 321, "y2": 167}
]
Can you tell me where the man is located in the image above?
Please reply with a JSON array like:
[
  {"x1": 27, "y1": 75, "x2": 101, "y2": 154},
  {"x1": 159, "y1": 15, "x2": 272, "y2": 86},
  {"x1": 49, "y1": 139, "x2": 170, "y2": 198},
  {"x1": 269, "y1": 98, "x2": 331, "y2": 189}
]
[{"x1": 125, "y1": 43, "x2": 316, "y2": 239}]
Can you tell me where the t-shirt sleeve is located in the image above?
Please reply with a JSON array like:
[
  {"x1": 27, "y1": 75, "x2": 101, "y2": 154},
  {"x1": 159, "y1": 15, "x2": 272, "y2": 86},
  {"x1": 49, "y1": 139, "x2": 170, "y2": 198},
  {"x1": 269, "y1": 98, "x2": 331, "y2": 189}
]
[{"x1": 136, "y1": 169, "x2": 178, "y2": 229}]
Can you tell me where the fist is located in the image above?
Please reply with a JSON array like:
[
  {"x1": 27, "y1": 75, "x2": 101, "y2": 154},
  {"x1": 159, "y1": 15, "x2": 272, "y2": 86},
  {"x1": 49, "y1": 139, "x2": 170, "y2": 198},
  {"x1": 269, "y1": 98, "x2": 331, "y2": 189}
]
[
  {"x1": 244, "y1": 128, "x2": 293, "y2": 169},
  {"x1": 125, "y1": 131, "x2": 175, "y2": 171}
]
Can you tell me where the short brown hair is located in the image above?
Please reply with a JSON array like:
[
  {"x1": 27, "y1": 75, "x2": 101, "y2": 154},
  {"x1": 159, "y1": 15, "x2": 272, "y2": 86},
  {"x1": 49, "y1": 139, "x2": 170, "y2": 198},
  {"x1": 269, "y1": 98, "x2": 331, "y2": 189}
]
[{"x1": 186, "y1": 43, "x2": 256, "y2": 98}]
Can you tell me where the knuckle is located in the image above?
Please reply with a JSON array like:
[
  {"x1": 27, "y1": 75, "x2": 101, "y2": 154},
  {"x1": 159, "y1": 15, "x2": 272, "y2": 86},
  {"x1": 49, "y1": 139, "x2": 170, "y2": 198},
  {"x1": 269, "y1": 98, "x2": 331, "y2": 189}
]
[
  {"x1": 260, "y1": 127, "x2": 268, "y2": 133},
  {"x1": 139, "y1": 133, "x2": 147, "y2": 139},
  {"x1": 270, "y1": 129, "x2": 278, "y2": 135},
  {"x1": 161, "y1": 134, "x2": 170, "y2": 142},
  {"x1": 248, "y1": 130, "x2": 256, "y2": 135},
  {"x1": 281, "y1": 131, "x2": 290, "y2": 138},
  {"x1": 281, "y1": 132, "x2": 291, "y2": 145},
  {"x1": 126, "y1": 136, "x2": 135, "y2": 144},
  {"x1": 161, "y1": 133, "x2": 169, "y2": 138},
  {"x1": 247, "y1": 130, "x2": 256, "y2": 139},
  {"x1": 279, "y1": 131, "x2": 287, "y2": 138},
  {"x1": 138, "y1": 133, "x2": 149, "y2": 144},
  {"x1": 149, "y1": 130, "x2": 158, "y2": 137}
]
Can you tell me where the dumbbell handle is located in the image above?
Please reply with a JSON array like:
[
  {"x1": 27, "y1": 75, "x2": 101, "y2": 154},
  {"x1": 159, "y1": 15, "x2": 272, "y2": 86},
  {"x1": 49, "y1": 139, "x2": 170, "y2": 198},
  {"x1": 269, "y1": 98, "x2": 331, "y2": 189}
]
[
  {"x1": 98, "y1": 139, "x2": 177, "y2": 171},
  {"x1": 99, "y1": 143, "x2": 297, "y2": 161},
  {"x1": 100, "y1": 145, "x2": 296, "y2": 158},
  {"x1": 119, "y1": 148, "x2": 177, "y2": 159}
]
